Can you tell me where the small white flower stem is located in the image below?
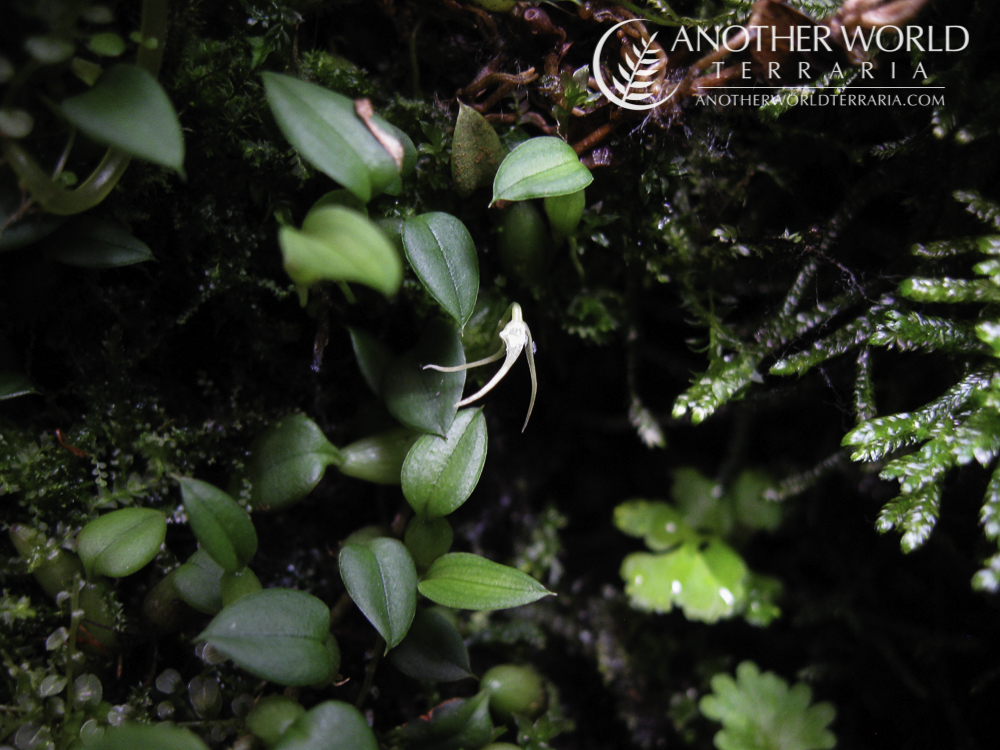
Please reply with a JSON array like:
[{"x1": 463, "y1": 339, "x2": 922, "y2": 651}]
[{"x1": 422, "y1": 303, "x2": 538, "y2": 431}]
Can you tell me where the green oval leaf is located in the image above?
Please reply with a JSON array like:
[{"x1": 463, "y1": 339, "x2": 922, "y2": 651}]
[
  {"x1": 77, "y1": 508, "x2": 166, "y2": 578},
  {"x1": 44, "y1": 217, "x2": 153, "y2": 268},
  {"x1": 452, "y1": 102, "x2": 505, "y2": 198},
  {"x1": 339, "y1": 538, "x2": 417, "y2": 650},
  {"x1": 347, "y1": 326, "x2": 393, "y2": 395},
  {"x1": 403, "y1": 213, "x2": 480, "y2": 330},
  {"x1": 246, "y1": 413, "x2": 343, "y2": 512},
  {"x1": 387, "y1": 608, "x2": 473, "y2": 682},
  {"x1": 402, "y1": 408, "x2": 487, "y2": 518},
  {"x1": 383, "y1": 319, "x2": 466, "y2": 436},
  {"x1": 491, "y1": 136, "x2": 592, "y2": 205},
  {"x1": 177, "y1": 477, "x2": 257, "y2": 572},
  {"x1": 197, "y1": 588, "x2": 335, "y2": 686},
  {"x1": 280, "y1": 206, "x2": 402, "y2": 302},
  {"x1": 418, "y1": 552, "x2": 553, "y2": 610},
  {"x1": 262, "y1": 72, "x2": 398, "y2": 203},
  {"x1": 273, "y1": 701, "x2": 379, "y2": 750},
  {"x1": 89, "y1": 723, "x2": 209, "y2": 750},
  {"x1": 339, "y1": 427, "x2": 421, "y2": 485},
  {"x1": 173, "y1": 549, "x2": 224, "y2": 615},
  {"x1": 61, "y1": 64, "x2": 184, "y2": 173}
]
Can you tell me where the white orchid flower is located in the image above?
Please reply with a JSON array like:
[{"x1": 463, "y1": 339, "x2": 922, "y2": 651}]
[{"x1": 423, "y1": 303, "x2": 537, "y2": 432}]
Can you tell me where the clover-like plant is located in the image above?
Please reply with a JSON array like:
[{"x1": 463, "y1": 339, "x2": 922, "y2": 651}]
[{"x1": 424, "y1": 302, "x2": 538, "y2": 431}]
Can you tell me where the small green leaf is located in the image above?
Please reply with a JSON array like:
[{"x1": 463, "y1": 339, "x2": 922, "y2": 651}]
[
  {"x1": 87, "y1": 32, "x2": 126, "y2": 57},
  {"x1": 173, "y1": 549, "x2": 224, "y2": 615},
  {"x1": 491, "y1": 136, "x2": 593, "y2": 205},
  {"x1": 77, "y1": 508, "x2": 167, "y2": 578},
  {"x1": 700, "y1": 661, "x2": 836, "y2": 750},
  {"x1": 0, "y1": 371, "x2": 37, "y2": 400},
  {"x1": 197, "y1": 589, "x2": 336, "y2": 686},
  {"x1": 383, "y1": 319, "x2": 466, "y2": 436},
  {"x1": 347, "y1": 326, "x2": 394, "y2": 395},
  {"x1": 418, "y1": 552, "x2": 553, "y2": 610},
  {"x1": 89, "y1": 723, "x2": 210, "y2": 750},
  {"x1": 44, "y1": 217, "x2": 153, "y2": 268},
  {"x1": 61, "y1": 64, "x2": 184, "y2": 173},
  {"x1": 544, "y1": 189, "x2": 586, "y2": 236},
  {"x1": 177, "y1": 477, "x2": 257, "y2": 572},
  {"x1": 220, "y1": 567, "x2": 262, "y2": 606},
  {"x1": 246, "y1": 413, "x2": 343, "y2": 511},
  {"x1": 339, "y1": 538, "x2": 417, "y2": 650},
  {"x1": 279, "y1": 206, "x2": 402, "y2": 302},
  {"x1": 403, "y1": 212, "x2": 480, "y2": 330},
  {"x1": 387, "y1": 608, "x2": 473, "y2": 682},
  {"x1": 339, "y1": 427, "x2": 421, "y2": 485},
  {"x1": 247, "y1": 696, "x2": 307, "y2": 747},
  {"x1": 402, "y1": 408, "x2": 488, "y2": 518},
  {"x1": 620, "y1": 540, "x2": 748, "y2": 623},
  {"x1": 262, "y1": 72, "x2": 399, "y2": 202},
  {"x1": 274, "y1": 701, "x2": 379, "y2": 750},
  {"x1": 452, "y1": 102, "x2": 505, "y2": 198},
  {"x1": 405, "y1": 517, "x2": 454, "y2": 572}
]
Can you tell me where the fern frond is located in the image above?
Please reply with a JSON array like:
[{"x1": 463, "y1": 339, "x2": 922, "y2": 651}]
[
  {"x1": 875, "y1": 480, "x2": 942, "y2": 553},
  {"x1": 869, "y1": 310, "x2": 986, "y2": 354},
  {"x1": 911, "y1": 237, "x2": 984, "y2": 258},
  {"x1": 853, "y1": 347, "x2": 876, "y2": 423},
  {"x1": 843, "y1": 369, "x2": 991, "y2": 461},
  {"x1": 770, "y1": 313, "x2": 877, "y2": 376},
  {"x1": 672, "y1": 352, "x2": 762, "y2": 425},
  {"x1": 900, "y1": 277, "x2": 1000, "y2": 304},
  {"x1": 955, "y1": 190, "x2": 1000, "y2": 231}
]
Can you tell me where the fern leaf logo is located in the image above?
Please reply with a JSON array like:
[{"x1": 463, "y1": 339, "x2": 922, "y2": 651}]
[{"x1": 592, "y1": 20, "x2": 679, "y2": 111}]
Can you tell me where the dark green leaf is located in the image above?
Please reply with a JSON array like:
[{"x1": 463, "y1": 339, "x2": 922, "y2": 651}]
[
  {"x1": 44, "y1": 217, "x2": 153, "y2": 267},
  {"x1": 89, "y1": 723, "x2": 209, "y2": 750},
  {"x1": 418, "y1": 552, "x2": 553, "y2": 610},
  {"x1": 61, "y1": 64, "x2": 184, "y2": 173},
  {"x1": 347, "y1": 326, "x2": 393, "y2": 395},
  {"x1": 339, "y1": 538, "x2": 417, "y2": 649},
  {"x1": 403, "y1": 213, "x2": 480, "y2": 329},
  {"x1": 0, "y1": 371, "x2": 36, "y2": 400},
  {"x1": 197, "y1": 588, "x2": 336, "y2": 686},
  {"x1": 220, "y1": 567, "x2": 262, "y2": 606},
  {"x1": 274, "y1": 701, "x2": 379, "y2": 750},
  {"x1": 339, "y1": 427, "x2": 421, "y2": 485},
  {"x1": 177, "y1": 477, "x2": 257, "y2": 572},
  {"x1": 173, "y1": 549, "x2": 225, "y2": 615},
  {"x1": 387, "y1": 608, "x2": 473, "y2": 682},
  {"x1": 262, "y1": 72, "x2": 399, "y2": 202},
  {"x1": 388, "y1": 692, "x2": 494, "y2": 750},
  {"x1": 402, "y1": 408, "x2": 488, "y2": 518},
  {"x1": 383, "y1": 319, "x2": 466, "y2": 436},
  {"x1": 491, "y1": 137, "x2": 593, "y2": 205},
  {"x1": 77, "y1": 507, "x2": 167, "y2": 578},
  {"x1": 279, "y1": 206, "x2": 403, "y2": 302},
  {"x1": 246, "y1": 413, "x2": 343, "y2": 511},
  {"x1": 452, "y1": 102, "x2": 505, "y2": 198}
]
